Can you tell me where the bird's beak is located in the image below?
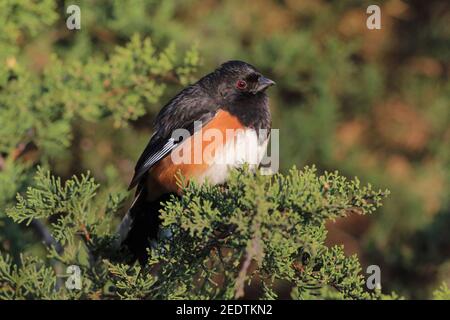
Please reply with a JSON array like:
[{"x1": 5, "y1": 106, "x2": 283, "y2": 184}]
[{"x1": 256, "y1": 76, "x2": 276, "y2": 93}]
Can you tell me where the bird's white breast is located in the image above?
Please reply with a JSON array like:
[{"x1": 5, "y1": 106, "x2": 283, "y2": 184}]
[{"x1": 199, "y1": 129, "x2": 269, "y2": 185}]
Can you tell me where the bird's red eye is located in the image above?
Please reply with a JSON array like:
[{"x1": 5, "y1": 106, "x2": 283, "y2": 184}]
[{"x1": 236, "y1": 80, "x2": 247, "y2": 90}]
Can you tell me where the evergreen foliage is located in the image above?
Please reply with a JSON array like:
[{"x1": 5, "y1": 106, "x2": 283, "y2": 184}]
[{"x1": 3, "y1": 166, "x2": 395, "y2": 299}]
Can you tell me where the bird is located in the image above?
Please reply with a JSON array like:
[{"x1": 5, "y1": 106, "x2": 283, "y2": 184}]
[{"x1": 117, "y1": 60, "x2": 275, "y2": 264}]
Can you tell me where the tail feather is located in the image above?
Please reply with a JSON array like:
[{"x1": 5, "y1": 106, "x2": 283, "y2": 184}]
[{"x1": 117, "y1": 190, "x2": 173, "y2": 265}]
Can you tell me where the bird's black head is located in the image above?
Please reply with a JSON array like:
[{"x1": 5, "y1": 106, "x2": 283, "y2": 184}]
[{"x1": 201, "y1": 60, "x2": 275, "y2": 103}]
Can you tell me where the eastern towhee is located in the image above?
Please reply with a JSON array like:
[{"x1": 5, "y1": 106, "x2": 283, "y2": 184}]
[{"x1": 118, "y1": 60, "x2": 275, "y2": 263}]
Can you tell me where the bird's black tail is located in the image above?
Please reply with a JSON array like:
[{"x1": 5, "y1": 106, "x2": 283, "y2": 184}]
[{"x1": 117, "y1": 190, "x2": 173, "y2": 265}]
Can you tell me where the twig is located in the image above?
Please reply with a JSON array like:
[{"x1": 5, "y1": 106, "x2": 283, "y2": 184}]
[
  {"x1": 30, "y1": 219, "x2": 64, "y2": 290},
  {"x1": 30, "y1": 219, "x2": 63, "y2": 254},
  {"x1": 234, "y1": 222, "x2": 262, "y2": 299}
]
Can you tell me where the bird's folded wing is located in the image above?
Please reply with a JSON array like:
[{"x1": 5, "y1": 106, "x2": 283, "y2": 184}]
[{"x1": 128, "y1": 110, "x2": 217, "y2": 190}]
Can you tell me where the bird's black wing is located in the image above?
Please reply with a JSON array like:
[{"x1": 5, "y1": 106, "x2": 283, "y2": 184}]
[{"x1": 128, "y1": 85, "x2": 218, "y2": 190}]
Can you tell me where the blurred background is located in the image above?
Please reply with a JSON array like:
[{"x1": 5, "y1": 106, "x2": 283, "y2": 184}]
[{"x1": 0, "y1": 0, "x2": 449, "y2": 299}]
